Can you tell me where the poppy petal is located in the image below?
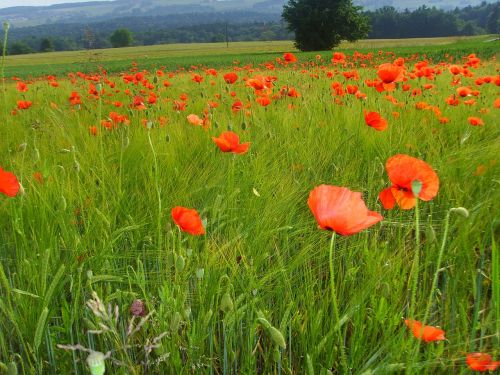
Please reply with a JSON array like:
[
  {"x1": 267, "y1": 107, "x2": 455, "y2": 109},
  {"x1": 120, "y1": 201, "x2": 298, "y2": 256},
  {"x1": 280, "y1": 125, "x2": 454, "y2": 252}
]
[{"x1": 379, "y1": 187, "x2": 396, "y2": 209}]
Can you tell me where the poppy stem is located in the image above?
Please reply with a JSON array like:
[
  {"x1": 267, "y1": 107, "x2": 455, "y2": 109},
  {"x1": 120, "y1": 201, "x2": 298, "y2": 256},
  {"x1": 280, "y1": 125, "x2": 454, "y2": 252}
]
[
  {"x1": 409, "y1": 198, "x2": 420, "y2": 319},
  {"x1": 147, "y1": 131, "x2": 162, "y2": 252},
  {"x1": 422, "y1": 210, "x2": 451, "y2": 327},
  {"x1": 328, "y1": 231, "x2": 349, "y2": 374}
]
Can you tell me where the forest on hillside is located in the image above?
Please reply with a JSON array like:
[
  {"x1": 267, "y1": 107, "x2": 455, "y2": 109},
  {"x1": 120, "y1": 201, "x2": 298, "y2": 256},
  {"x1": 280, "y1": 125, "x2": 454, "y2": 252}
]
[{"x1": 3, "y1": 2, "x2": 498, "y2": 55}]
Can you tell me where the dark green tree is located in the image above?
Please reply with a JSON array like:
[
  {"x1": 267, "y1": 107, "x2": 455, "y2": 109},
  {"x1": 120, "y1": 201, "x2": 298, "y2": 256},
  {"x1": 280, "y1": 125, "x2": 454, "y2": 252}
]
[
  {"x1": 282, "y1": 0, "x2": 369, "y2": 51},
  {"x1": 486, "y1": 4, "x2": 498, "y2": 34},
  {"x1": 39, "y1": 37, "x2": 54, "y2": 52},
  {"x1": 110, "y1": 28, "x2": 133, "y2": 48},
  {"x1": 9, "y1": 41, "x2": 33, "y2": 55}
]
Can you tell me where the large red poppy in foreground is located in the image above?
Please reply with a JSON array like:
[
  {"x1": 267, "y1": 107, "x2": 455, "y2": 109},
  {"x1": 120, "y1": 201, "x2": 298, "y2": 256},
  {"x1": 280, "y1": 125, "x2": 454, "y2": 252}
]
[
  {"x1": 308, "y1": 185, "x2": 383, "y2": 236},
  {"x1": 379, "y1": 154, "x2": 439, "y2": 210}
]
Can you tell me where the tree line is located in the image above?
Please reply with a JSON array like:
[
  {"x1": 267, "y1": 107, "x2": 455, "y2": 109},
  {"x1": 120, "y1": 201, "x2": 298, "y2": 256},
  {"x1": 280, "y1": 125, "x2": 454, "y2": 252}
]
[{"x1": 2, "y1": 2, "x2": 497, "y2": 55}]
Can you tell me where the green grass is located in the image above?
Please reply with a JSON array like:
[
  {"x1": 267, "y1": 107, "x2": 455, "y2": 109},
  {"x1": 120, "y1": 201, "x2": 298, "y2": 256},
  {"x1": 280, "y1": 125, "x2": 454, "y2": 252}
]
[
  {"x1": 4, "y1": 35, "x2": 498, "y2": 78},
  {"x1": 0, "y1": 39, "x2": 498, "y2": 374}
]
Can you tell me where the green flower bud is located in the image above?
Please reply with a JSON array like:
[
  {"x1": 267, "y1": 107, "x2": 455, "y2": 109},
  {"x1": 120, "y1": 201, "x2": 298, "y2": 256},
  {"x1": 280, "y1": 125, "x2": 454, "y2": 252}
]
[
  {"x1": 175, "y1": 255, "x2": 185, "y2": 272},
  {"x1": 450, "y1": 207, "x2": 469, "y2": 218},
  {"x1": 268, "y1": 326, "x2": 286, "y2": 349},
  {"x1": 86, "y1": 351, "x2": 105, "y2": 375},
  {"x1": 220, "y1": 292, "x2": 234, "y2": 313},
  {"x1": 411, "y1": 179, "x2": 422, "y2": 196}
]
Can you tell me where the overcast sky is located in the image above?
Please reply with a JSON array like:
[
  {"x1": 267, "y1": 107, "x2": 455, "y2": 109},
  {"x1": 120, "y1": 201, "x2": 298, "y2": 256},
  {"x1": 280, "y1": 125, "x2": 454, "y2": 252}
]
[{"x1": 0, "y1": 0, "x2": 113, "y2": 9}]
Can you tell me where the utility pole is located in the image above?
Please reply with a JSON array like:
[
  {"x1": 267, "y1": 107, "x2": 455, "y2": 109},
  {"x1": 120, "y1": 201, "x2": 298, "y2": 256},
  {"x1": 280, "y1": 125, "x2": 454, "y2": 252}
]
[{"x1": 225, "y1": 22, "x2": 229, "y2": 48}]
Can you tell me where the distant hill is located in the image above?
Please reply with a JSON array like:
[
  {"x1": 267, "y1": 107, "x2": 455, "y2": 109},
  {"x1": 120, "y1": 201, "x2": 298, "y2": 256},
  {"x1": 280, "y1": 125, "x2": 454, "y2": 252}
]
[{"x1": 1, "y1": 0, "x2": 497, "y2": 28}]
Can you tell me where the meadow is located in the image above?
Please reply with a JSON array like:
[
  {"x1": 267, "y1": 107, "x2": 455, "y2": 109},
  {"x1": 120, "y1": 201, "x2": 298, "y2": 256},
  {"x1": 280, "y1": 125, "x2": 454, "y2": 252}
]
[{"x1": 0, "y1": 36, "x2": 499, "y2": 374}]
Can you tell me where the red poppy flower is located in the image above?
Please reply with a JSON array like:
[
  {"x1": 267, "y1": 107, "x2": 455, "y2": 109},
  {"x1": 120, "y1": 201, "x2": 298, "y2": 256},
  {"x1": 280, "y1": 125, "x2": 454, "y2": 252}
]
[
  {"x1": 364, "y1": 110, "x2": 388, "y2": 131},
  {"x1": 69, "y1": 91, "x2": 81, "y2": 106},
  {"x1": 379, "y1": 154, "x2": 439, "y2": 210},
  {"x1": 0, "y1": 167, "x2": 21, "y2": 197},
  {"x1": 466, "y1": 353, "x2": 500, "y2": 372},
  {"x1": 192, "y1": 74, "x2": 203, "y2": 83},
  {"x1": 404, "y1": 319, "x2": 446, "y2": 343},
  {"x1": 16, "y1": 82, "x2": 28, "y2": 92},
  {"x1": 171, "y1": 206, "x2": 205, "y2": 235},
  {"x1": 212, "y1": 131, "x2": 250, "y2": 154},
  {"x1": 256, "y1": 96, "x2": 271, "y2": 107},
  {"x1": 456, "y1": 86, "x2": 472, "y2": 97},
  {"x1": 283, "y1": 52, "x2": 297, "y2": 63},
  {"x1": 223, "y1": 72, "x2": 238, "y2": 84},
  {"x1": 377, "y1": 63, "x2": 404, "y2": 84},
  {"x1": 468, "y1": 117, "x2": 484, "y2": 126},
  {"x1": 332, "y1": 52, "x2": 346, "y2": 63},
  {"x1": 187, "y1": 114, "x2": 203, "y2": 126},
  {"x1": 16, "y1": 100, "x2": 32, "y2": 110},
  {"x1": 307, "y1": 185, "x2": 383, "y2": 236},
  {"x1": 231, "y1": 100, "x2": 243, "y2": 113},
  {"x1": 246, "y1": 78, "x2": 266, "y2": 90}
]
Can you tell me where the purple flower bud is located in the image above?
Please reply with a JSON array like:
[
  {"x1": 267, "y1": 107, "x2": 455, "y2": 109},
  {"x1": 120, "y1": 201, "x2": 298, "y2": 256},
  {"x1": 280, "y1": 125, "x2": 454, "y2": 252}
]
[{"x1": 130, "y1": 299, "x2": 146, "y2": 317}]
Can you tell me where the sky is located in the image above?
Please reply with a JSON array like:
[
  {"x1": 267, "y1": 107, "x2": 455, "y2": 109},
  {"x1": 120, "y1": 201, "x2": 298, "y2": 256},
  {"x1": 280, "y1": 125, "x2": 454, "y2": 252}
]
[{"x1": 0, "y1": 0, "x2": 113, "y2": 9}]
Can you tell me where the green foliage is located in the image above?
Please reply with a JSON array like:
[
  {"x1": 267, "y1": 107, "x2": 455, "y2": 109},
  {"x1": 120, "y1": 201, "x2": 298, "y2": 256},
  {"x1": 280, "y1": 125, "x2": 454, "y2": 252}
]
[
  {"x1": 39, "y1": 38, "x2": 54, "y2": 53},
  {"x1": 282, "y1": 0, "x2": 370, "y2": 51},
  {"x1": 486, "y1": 4, "x2": 499, "y2": 34},
  {"x1": 8, "y1": 41, "x2": 33, "y2": 55},
  {"x1": 109, "y1": 28, "x2": 133, "y2": 48}
]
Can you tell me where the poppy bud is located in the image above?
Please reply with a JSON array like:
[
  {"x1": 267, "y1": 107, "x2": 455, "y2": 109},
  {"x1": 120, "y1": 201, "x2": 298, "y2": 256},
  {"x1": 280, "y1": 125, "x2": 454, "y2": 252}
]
[
  {"x1": 175, "y1": 255, "x2": 185, "y2": 272},
  {"x1": 196, "y1": 268, "x2": 205, "y2": 279},
  {"x1": 268, "y1": 326, "x2": 286, "y2": 349},
  {"x1": 220, "y1": 292, "x2": 234, "y2": 313},
  {"x1": 130, "y1": 299, "x2": 146, "y2": 317},
  {"x1": 450, "y1": 207, "x2": 469, "y2": 218},
  {"x1": 86, "y1": 351, "x2": 105, "y2": 375},
  {"x1": 411, "y1": 180, "x2": 422, "y2": 196},
  {"x1": 256, "y1": 317, "x2": 272, "y2": 330}
]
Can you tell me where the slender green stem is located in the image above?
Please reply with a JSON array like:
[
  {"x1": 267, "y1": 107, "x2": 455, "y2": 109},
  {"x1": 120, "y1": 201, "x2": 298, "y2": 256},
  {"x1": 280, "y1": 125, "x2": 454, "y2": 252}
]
[
  {"x1": 411, "y1": 210, "x2": 452, "y2": 361},
  {"x1": 422, "y1": 211, "x2": 451, "y2": 326},
  {"x1": 409, "y1": 198, "x2": 420, "y2": 319},
  {"x1": 328, "y1": 231, "x2": 349, "y2": 374},
  {"x1": 148, "y1": 131, "x2": 162, "y2": 252}
]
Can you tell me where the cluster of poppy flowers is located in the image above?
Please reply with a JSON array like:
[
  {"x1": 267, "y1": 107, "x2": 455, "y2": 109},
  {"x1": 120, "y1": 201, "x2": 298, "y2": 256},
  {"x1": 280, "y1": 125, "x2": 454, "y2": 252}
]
[{"x1": 4, "y1": 50, "x2": 498, "y2": 371}]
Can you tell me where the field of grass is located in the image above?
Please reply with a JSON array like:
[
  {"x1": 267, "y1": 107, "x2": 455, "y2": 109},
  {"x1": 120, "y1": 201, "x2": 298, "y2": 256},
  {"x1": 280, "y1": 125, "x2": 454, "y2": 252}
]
[
  {"x1": 0, "y1": 38, "x2": 499, "y2": 374},
  {"x1": 4, "y1": 35, "x2": 498, "y2": 78}
]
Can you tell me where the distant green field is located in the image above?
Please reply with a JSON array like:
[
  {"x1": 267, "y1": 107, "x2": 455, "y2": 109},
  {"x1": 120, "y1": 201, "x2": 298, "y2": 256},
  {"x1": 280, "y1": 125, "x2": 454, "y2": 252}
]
[{"x1": 4, "y1": 35, "x2": 498, "y2": 78}]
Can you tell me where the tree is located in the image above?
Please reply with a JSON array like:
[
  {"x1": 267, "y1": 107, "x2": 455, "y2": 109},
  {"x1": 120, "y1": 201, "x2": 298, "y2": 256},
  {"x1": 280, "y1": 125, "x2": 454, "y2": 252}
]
[
  {"x1": 9, "y1": 41, "x2": 33, "y2": 55},
  {"x1": 39, "y1": 38, "x2": 54, "y2": 52},
  {"x1": 282, "y1": 0, "x2": 369, "y2": 51},
  {"x1": 110, "y1": 28, "x2": 133, "y2": 48},
  {"x1": 486, "y1": 4, "x2": 498, "y2": 34}
]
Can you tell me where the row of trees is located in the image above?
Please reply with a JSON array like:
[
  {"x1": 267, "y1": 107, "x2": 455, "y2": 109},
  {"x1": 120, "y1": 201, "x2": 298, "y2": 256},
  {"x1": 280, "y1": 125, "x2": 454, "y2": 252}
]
[{"x1": 3, "y1": 2, "x2": 498, "y2": 55}]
